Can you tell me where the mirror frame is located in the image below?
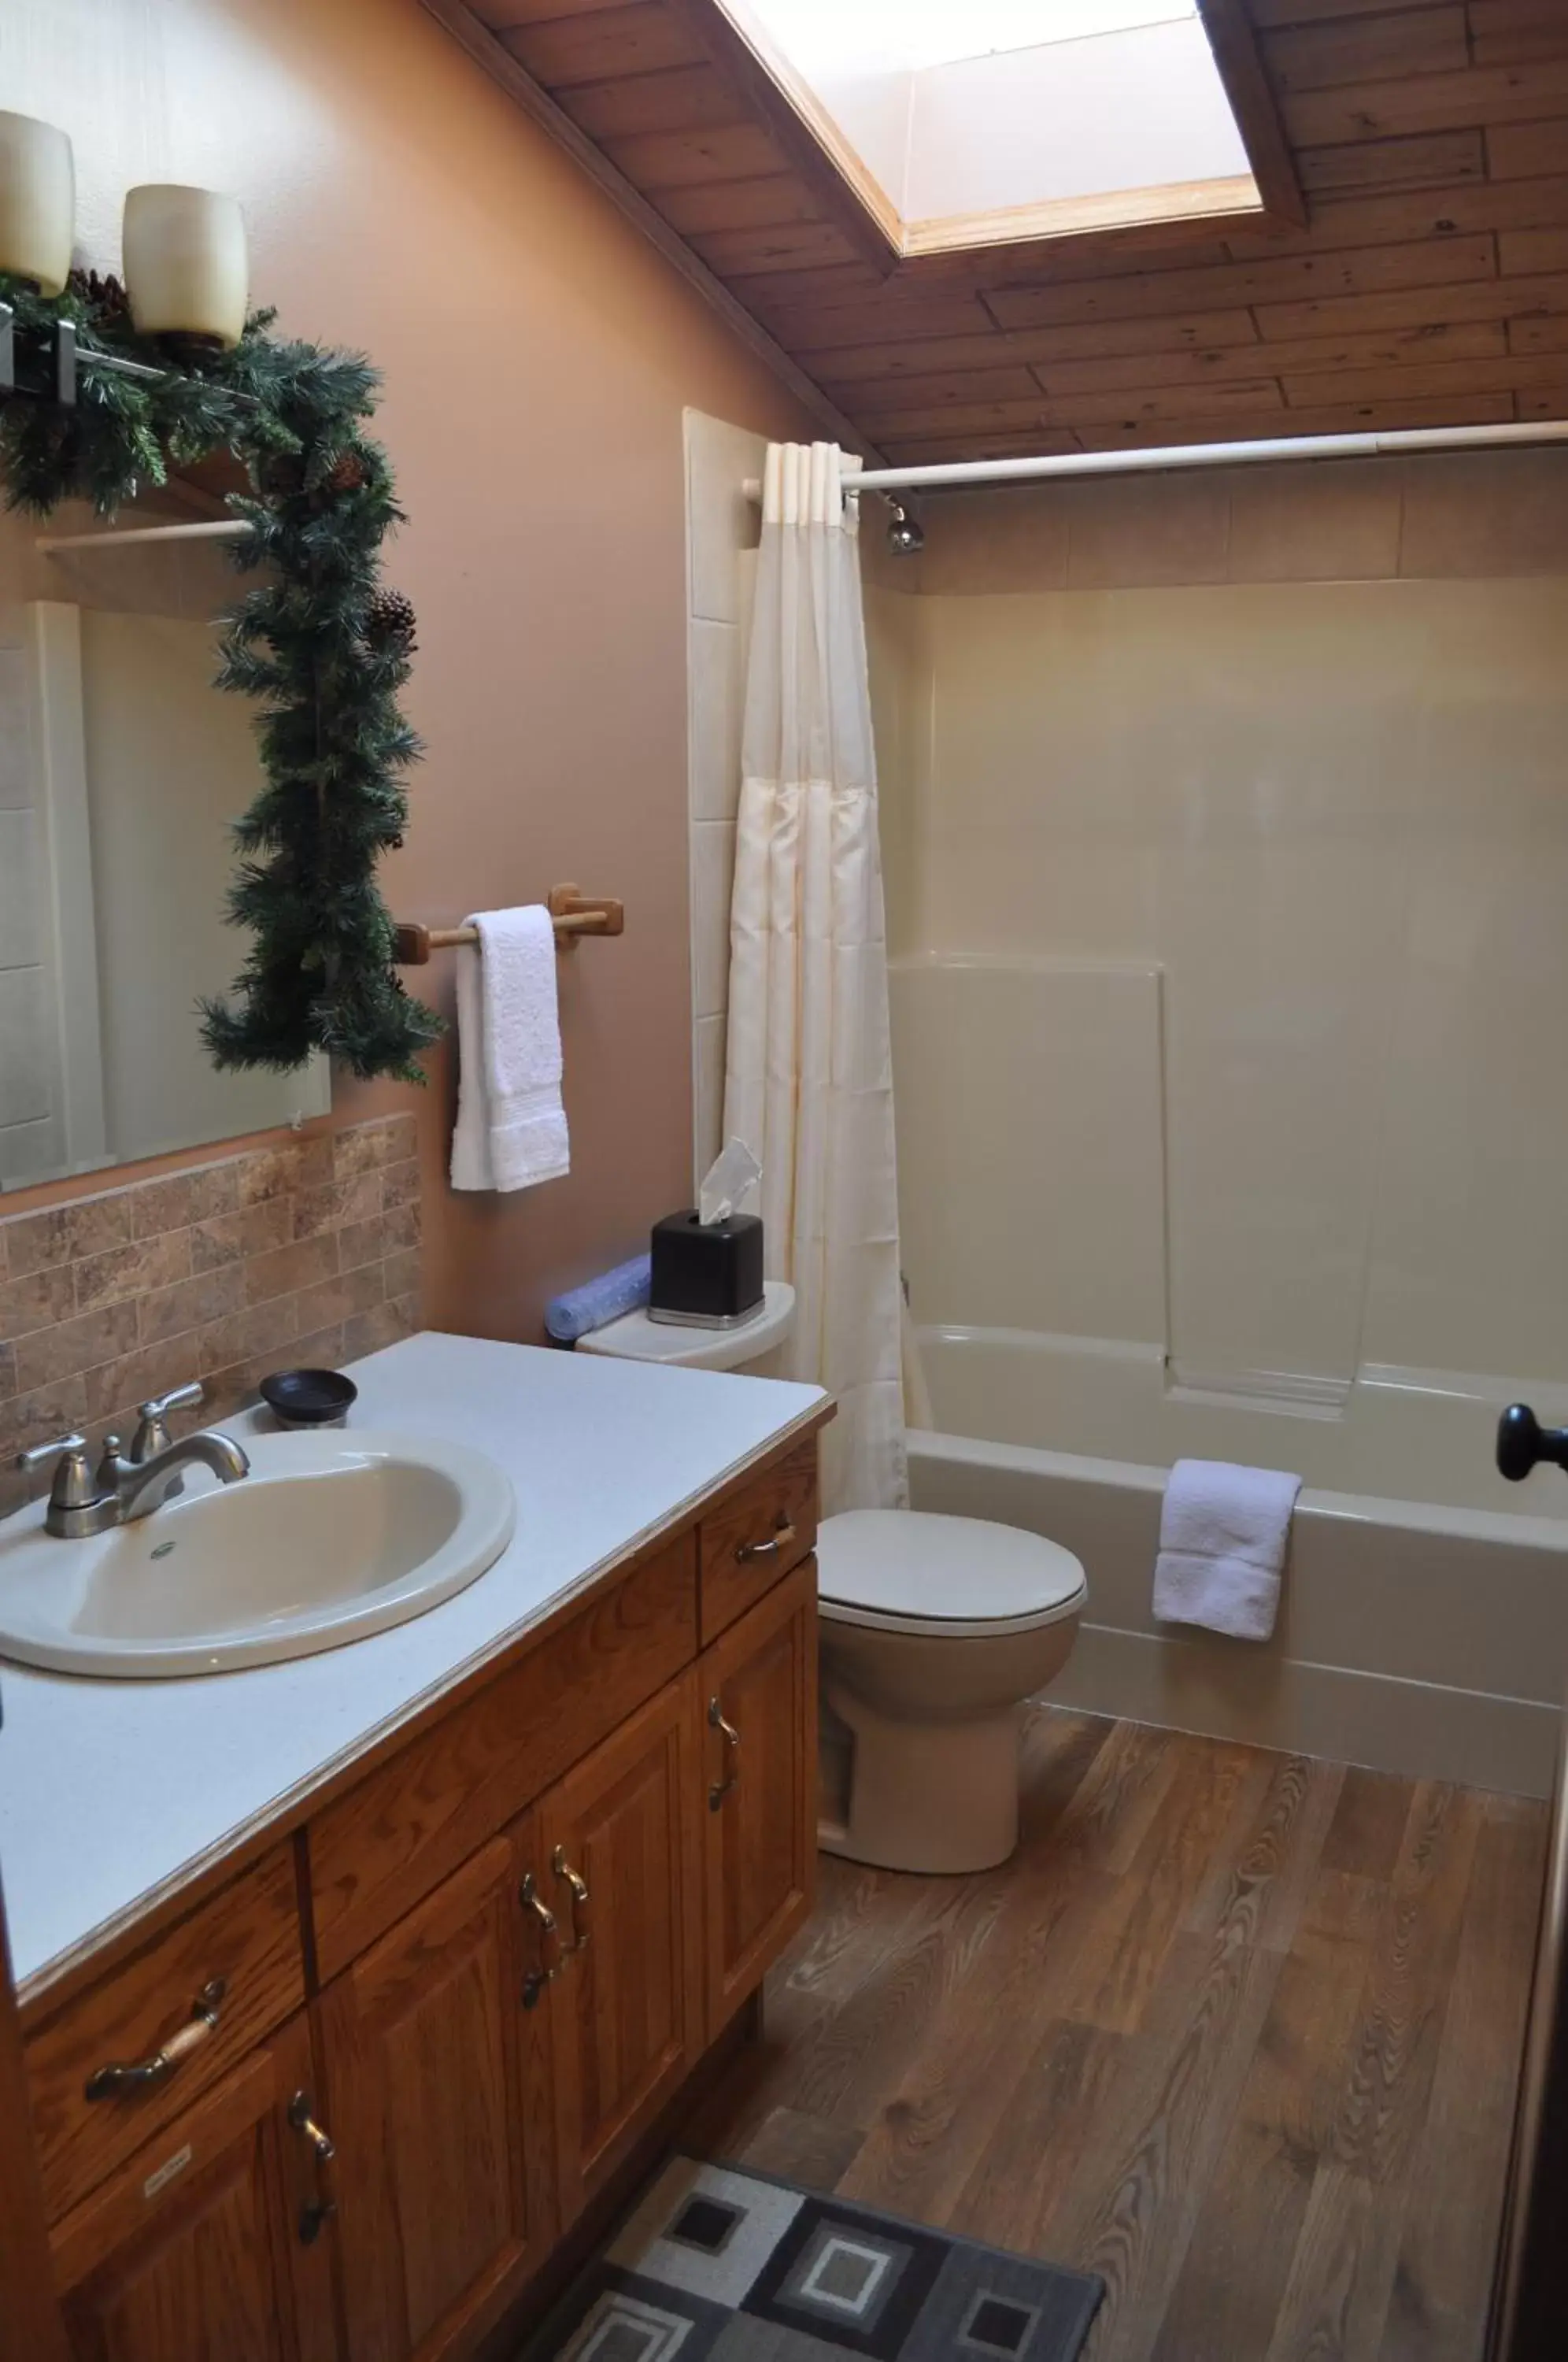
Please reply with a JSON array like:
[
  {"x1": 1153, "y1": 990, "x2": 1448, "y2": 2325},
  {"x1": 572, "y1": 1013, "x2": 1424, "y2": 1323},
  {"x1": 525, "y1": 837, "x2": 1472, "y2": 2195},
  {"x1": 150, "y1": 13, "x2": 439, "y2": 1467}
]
[{"x1": 0, "y1": 269, "x2": 439, "y2": 1084}]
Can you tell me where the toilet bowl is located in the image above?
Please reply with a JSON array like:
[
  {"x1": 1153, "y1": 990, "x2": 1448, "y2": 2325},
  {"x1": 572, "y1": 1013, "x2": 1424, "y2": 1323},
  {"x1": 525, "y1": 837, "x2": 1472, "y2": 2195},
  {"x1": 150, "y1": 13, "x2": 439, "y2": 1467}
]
[
  {"x1": 577, "y1": 1293, "x2": 1085, "y2": 1874},
  {"x1": 817, "y1": 1510, "x2": 1086, "y2": 1875}
]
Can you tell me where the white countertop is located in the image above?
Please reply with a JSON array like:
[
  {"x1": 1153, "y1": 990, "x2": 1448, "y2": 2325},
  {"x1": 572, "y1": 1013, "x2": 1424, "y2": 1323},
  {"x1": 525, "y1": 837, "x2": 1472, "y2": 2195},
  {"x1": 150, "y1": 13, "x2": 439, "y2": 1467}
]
[{"x1": 0, "y1": 1331, "x2": 826, "y2": 1994}]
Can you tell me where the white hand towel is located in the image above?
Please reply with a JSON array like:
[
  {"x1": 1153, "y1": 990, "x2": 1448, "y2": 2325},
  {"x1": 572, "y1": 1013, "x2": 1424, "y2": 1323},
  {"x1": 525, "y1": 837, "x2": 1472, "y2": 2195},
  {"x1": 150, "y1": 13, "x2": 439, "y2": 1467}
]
[
  {"x1": 1152, "y1": 1457, "x2": 1301, "y2": 1642},
  {"x1": 449, "y1": 906, "x2": 570, "y2": 1193}
]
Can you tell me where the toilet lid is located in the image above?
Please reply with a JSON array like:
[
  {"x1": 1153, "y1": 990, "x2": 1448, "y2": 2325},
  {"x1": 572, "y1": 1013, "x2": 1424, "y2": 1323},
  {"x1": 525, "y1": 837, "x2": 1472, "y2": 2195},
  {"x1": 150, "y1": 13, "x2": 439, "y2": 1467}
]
[{"x1": 816, "y1": 1510, "x2": 1085, "y2": 1637}]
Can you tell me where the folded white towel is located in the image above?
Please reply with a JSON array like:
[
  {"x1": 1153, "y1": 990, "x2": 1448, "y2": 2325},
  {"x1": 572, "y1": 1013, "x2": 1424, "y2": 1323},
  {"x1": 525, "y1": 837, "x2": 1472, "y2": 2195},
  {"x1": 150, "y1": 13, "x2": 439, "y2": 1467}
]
[
  {"x1": 449, "y1": 906, "x2": 570, "y2": 1194},
  {"x1": 1152, "y1": 1457, "x2": 1301, "y2": 1642}
]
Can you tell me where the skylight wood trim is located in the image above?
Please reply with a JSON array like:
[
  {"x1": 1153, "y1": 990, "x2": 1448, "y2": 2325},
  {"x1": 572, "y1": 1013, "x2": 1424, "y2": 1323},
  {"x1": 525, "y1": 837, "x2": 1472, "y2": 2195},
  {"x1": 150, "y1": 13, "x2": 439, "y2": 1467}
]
[
  {"x1": 660, "y1": 0, "x2": 904, "y2": 268},
  {"x1": 419, "y1": 0, "x2": 881, "y2": 454},
  {"x1": 1196, "y1": 0, "x2": 1309, "y2": 224},
  {"x1": 900, "y1": 173, "x2": 1267, "y2": 261}
]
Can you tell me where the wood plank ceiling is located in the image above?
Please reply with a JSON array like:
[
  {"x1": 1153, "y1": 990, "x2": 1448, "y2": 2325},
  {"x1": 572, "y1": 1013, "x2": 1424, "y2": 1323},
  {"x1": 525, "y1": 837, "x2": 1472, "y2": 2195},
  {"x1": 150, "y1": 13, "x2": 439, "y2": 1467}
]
[{"x1": 435, "y1": 0, "x2": 1568, "y2": 464}]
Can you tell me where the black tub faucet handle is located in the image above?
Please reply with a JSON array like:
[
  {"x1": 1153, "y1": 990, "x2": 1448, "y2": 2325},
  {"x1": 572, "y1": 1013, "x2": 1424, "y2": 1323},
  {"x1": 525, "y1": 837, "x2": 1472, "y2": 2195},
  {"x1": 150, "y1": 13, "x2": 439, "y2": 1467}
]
[{"x1": 1496, "y1": 1404, "x2": 1568, "y2": 1483}]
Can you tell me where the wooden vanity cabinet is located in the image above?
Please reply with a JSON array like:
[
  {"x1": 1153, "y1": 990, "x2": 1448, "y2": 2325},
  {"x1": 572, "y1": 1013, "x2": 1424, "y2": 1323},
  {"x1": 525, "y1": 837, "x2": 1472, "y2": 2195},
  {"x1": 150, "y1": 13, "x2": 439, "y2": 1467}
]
[
  {"x1": 16, "y1": 1422, "x2": 826, "y2": 2362},
  {"x1": 316, "y1": 1574, "x2": 815, "y2": 2361},
  {"x1": 50, "y1": 2011, "x2": 336, "y2": 2362},
  {"x1": 317, "y1": 1819, "x2": 557, "y2": 2362},
  {"x1": 540, "y1": 1670, "x2": 705, "y2": 2223},
  {"x1": 700, "y1": 1559, "x2": 817, "y2": 2037}
]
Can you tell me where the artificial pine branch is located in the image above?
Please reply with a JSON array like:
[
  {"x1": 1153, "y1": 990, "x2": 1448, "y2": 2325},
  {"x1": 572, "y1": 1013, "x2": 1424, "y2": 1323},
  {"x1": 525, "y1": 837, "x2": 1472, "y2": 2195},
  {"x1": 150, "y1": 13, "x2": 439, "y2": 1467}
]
[{"x1": 0, "y1": 272, "x2": 440, "y2": 1081}]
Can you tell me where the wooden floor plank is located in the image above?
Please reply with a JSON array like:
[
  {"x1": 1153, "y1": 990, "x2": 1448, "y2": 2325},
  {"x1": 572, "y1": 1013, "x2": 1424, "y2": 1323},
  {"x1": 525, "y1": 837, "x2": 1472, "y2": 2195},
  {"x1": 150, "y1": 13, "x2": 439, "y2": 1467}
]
[
  {"x1": 1151, "y1": 1863, "x2": 1392, "y2": 2359},
  {"x1": 693, "y1": 1717, "x2": 1547, "y2": 2362},
  {"x1": 1320, "y1": 1765, "x2": 1421, "y2": 1886},
  {"x1": 1328, "y1": 1782, "x2": 1484, "y2": 2186},
  {"x1": 1377, "y1": 1793, "x2": 1550, "y2": 2360}
]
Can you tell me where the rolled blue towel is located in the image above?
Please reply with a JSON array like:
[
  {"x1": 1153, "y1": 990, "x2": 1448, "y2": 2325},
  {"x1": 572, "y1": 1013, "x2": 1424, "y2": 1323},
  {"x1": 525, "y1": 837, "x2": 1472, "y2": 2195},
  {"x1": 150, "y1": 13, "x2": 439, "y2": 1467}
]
[{"x1": 545, "y1": 1253, "x2": 652, "y2": 1344}]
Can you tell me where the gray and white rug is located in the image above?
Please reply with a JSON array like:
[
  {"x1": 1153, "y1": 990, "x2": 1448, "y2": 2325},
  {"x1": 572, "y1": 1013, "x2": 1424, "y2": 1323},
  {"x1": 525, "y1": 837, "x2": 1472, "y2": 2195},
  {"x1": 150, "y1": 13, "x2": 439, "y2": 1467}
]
[{"x1": 527, "y1": 2156, "x2": 1104, "y2": 2362}]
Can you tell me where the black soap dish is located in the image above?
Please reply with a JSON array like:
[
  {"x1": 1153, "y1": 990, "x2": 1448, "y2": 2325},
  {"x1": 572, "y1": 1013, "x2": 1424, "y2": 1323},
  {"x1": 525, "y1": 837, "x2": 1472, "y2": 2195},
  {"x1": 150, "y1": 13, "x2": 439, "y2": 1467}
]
[{"x1": 260, "y1": 1368, "x2": 358, "y2": 1430}]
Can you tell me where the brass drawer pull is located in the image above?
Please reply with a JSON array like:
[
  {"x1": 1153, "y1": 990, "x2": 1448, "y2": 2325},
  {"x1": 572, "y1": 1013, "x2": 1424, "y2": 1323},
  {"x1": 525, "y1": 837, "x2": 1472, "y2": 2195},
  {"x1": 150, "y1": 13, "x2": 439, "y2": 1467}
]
[
  {"x1": 708, "y1": 1697, "x2": 741, "y2": 1810},
  {"x1": 288, "y1": 2091, "x2": 338, "y2": 2246},
  {"x1": 734, "y1": 1514, "x2": 796, "y2": 1565},
  {"x1": 83, "y1": 1979, "x2": 227, "y2": 2102},
  {"x1": 553, "y1": 1846, "x2": 590, "y2": 1953},
  {"x1": 520, "y1": 1873, "x2": 562, "y2": 2008}
]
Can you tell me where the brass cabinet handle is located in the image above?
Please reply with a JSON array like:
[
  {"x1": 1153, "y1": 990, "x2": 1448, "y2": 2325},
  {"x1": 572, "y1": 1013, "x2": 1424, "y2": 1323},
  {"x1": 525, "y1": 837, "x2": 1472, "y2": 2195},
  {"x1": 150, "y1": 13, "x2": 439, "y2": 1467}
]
[
  {"x1": 520, "y1": 1872, "x2": 563, "y2": 2008},
  {"x1": 734, "y1": 1515, "x2": 797, "y2": 1565},
  {"x1": 288, "y1": 2090, "x2": 338, "y2": 2246},
  {"x1": 708, "y1": 1696, "x2": 741, "y2": 1811},
  {"x1": 83, "y1": 1979, "x2": 226, "y2": 2102},
  {"x1": 552, "y1": 1846, "x2": 590, "y2": 1953}
]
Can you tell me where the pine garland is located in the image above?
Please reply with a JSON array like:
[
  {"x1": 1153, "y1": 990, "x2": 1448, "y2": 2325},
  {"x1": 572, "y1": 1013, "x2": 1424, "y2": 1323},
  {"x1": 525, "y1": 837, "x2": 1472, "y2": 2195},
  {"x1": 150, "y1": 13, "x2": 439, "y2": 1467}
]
[{"x1": 0, "y1": 271, "x2": 441, "y2": 1082}]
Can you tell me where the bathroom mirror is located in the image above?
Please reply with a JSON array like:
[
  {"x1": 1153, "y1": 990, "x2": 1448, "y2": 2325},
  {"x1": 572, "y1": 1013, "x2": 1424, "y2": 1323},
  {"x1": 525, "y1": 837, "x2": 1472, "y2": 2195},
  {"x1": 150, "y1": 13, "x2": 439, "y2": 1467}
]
[{"x1": 0, "y1": 481, "x2": 330, "y2": 1193}]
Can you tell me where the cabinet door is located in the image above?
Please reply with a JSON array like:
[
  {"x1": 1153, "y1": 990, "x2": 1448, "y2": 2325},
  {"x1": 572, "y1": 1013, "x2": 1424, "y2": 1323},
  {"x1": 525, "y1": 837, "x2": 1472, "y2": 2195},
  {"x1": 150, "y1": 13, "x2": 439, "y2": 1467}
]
[
  {"x1": 317, "y1": 1826, "x2": 555, "y2": 2362},
  {"x1": 52, "y1": 2011, "x2": 337, "y2": 2362},
  {"x1": 539, "y1": 1672, "x2": 704, "y2": 2224},
  {"x1": 701, "y1": 1558, "x2": 818, "y2": 2039}
]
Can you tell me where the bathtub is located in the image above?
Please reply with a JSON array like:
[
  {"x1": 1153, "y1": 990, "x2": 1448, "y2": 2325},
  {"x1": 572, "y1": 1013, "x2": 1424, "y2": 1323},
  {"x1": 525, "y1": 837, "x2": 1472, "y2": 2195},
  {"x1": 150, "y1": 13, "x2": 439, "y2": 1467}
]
[{"x1": 908, "y1": 1328, "x2": 1568, "y2": 1797}]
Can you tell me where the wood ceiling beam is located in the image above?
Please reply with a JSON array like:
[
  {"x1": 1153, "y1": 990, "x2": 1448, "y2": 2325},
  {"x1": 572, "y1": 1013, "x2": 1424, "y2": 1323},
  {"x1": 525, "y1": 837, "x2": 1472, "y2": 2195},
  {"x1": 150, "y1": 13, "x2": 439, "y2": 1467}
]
[
  {"x1": 1198, "y1": 0, "x2": 1310, "y2": 225},
  {"x1": 418, "y1": 0, "x2": 882, "y2": 457}
]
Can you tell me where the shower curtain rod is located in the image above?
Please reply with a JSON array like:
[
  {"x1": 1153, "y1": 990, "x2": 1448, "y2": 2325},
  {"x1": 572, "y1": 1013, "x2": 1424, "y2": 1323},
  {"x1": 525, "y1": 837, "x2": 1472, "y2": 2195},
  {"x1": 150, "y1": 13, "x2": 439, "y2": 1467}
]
[{"x1": 742, "y1": 416, "x2": 1568, "y2": 498}]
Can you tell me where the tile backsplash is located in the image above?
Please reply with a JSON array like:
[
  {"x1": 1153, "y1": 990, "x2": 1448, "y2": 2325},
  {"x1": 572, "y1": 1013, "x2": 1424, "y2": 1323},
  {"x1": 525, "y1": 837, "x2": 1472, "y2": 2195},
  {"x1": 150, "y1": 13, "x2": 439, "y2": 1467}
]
[{"x1": 0, "y1": 1115, "x2": 420, "y2": 1516}]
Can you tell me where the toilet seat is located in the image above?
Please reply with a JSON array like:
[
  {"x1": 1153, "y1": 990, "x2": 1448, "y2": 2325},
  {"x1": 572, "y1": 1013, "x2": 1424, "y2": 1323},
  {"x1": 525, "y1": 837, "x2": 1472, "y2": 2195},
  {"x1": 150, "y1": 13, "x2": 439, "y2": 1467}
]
[{"x1": 816, "y1": 1509, "x2": 1086, "y2": 1640}]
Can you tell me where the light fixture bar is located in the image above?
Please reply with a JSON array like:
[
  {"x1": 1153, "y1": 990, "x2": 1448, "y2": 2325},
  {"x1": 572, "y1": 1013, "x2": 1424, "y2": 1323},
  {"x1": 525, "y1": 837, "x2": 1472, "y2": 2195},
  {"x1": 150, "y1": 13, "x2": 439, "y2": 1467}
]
[
  {"x1": 744, "y1": 416, "x2": 1568, "y2": 499},
  {"x1": 34, "y1": 517, "x2": 247, "y2": 554}
]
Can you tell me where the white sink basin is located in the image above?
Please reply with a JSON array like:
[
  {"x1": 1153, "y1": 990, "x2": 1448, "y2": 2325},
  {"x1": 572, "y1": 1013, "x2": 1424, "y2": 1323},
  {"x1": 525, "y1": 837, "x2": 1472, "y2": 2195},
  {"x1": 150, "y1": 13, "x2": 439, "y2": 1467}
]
[{"x1": 0, "y1": 1428, "x2": 516, "y2": 1678}]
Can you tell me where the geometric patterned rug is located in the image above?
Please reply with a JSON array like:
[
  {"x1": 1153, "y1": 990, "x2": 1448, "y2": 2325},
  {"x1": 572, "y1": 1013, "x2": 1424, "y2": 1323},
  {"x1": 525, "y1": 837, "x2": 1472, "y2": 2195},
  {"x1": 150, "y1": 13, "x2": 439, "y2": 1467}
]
[{"x1": 525, "y1": 2156, "x2": 1104, "y2": 2362}]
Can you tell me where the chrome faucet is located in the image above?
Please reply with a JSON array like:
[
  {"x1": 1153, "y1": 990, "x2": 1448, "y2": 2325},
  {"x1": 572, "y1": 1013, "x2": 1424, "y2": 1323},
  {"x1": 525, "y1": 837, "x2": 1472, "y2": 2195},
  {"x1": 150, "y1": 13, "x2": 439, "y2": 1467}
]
[{"x1": 16, "y1": 1384, "x2": 250, "y2": 1540}]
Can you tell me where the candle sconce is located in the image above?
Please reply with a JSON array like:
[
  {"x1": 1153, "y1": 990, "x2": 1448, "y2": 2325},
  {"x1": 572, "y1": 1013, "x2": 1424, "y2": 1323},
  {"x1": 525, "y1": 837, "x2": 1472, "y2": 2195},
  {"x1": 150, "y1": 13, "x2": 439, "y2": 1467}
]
[
  {"x1": 0, "y1": 111, "x2": 249, "y2": 417},
  {"x1": 0, "y1": 301, "x2": 76, "y2": 405}
]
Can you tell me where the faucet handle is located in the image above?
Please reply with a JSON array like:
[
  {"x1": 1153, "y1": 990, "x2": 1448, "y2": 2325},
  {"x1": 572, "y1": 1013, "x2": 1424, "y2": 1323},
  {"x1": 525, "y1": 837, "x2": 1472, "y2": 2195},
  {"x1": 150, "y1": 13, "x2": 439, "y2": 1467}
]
[
  {"x1": 17, "y1": 1431, "x2": 87, "y2": 1472},
  {"x1": 16, "y1": 1435, "x2": 95, "y2": 1514},
  {"x1": 131, "y1": 1381, "x2": 204, "y2": 1465}
]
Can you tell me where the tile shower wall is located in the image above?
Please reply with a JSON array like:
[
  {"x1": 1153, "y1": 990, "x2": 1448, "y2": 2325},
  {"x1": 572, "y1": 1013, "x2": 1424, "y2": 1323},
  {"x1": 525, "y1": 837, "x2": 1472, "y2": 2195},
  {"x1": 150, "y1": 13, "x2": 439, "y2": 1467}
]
[
  {"x1": 684, "y1": 409, "x2": 764, "y2": 1189},
  {"x1": 0, "y1": 1115, "x2": 420, "y2": 1518}
]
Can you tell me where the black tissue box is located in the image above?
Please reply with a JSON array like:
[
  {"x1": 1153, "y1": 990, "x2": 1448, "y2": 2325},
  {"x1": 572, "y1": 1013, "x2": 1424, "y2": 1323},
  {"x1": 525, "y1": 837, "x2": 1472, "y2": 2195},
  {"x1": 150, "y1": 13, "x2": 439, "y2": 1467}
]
[{"x1": 649, "y1": 1209, "x2": 764, "y2": 1327}]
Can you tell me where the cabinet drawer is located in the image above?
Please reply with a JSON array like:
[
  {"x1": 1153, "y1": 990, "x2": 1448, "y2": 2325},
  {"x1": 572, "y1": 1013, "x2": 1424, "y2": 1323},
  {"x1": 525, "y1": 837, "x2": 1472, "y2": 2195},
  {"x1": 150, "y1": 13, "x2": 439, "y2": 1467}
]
[
  {"x1": 309, "y1": 1531, "x2": 698, "y2": 1979},
  {"x1": 698, "y1": 1438, "x2": 818, "y2": 1645},
  {"x1": 26, "y1": 1845, "x2": 306, "y2": 2223}
]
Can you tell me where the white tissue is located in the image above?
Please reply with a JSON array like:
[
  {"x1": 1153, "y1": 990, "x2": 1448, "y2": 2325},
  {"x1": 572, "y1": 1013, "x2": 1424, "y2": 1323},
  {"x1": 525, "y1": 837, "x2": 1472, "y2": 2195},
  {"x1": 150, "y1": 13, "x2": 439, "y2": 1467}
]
[{"x1": 698, "y1": 1138, "x2": 761, "y2": 1227}]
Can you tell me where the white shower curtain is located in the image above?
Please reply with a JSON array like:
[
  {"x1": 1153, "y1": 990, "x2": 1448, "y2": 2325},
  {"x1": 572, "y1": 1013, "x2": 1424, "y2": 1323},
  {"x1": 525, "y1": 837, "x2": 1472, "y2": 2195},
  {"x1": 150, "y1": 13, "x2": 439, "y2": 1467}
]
[{"x1": 724, "y1": 442, "x2": 908, "y2": 1513}]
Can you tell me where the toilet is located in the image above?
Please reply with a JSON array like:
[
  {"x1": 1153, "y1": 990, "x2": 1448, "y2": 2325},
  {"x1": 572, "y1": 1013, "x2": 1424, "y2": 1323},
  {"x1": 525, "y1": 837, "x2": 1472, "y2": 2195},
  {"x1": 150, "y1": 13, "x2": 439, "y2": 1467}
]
[
  {"x1": 579, "y1": 1286, "x2": 1086, "y2": 1875},
  {"x1": 816, "y1": 1511, "x2": 1085, "y2": 1875}
]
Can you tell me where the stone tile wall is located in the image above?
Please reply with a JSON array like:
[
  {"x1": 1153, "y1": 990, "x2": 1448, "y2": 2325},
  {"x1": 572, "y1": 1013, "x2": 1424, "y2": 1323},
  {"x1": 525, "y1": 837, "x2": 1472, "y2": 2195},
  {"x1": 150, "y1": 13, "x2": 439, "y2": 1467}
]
[{"x1": 0, "y1": 1115, "x2": 420, "y2": 1516}]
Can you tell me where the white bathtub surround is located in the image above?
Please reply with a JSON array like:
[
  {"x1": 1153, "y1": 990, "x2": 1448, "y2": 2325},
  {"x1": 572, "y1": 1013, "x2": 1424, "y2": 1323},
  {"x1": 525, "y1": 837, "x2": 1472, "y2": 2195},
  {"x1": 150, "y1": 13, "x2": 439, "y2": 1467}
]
[
  {"x1": 1152, "y1": 1457, "x2": 1301, "y2": 1642},
  {"x1": 912, "y1": 1414, "x2": 1566, "y2": 1798},
  {"x1": 449, "y1": 905, "x2": 568, "y2": 1192},
  {"x1": 877, "y1": 574, "x2": 1568, "y2": 1405},
  {"x1": 726, "y1": 441, "x2": 906, "y2": 1513}
]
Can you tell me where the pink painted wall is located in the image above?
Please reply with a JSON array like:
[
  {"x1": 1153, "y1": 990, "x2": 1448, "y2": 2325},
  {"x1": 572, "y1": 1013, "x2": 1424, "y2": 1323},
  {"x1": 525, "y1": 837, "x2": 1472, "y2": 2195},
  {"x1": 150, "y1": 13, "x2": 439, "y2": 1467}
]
[{"x1": 4, "y1": 0, "x2": 812, "y2": 1337}]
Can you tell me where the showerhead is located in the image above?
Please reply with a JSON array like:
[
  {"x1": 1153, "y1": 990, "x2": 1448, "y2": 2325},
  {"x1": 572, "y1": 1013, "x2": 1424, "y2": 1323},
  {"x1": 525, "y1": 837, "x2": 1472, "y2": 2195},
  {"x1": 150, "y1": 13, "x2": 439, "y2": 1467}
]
[{"x1": 885, "y1": 497, "x2": 924, "y2": 556}]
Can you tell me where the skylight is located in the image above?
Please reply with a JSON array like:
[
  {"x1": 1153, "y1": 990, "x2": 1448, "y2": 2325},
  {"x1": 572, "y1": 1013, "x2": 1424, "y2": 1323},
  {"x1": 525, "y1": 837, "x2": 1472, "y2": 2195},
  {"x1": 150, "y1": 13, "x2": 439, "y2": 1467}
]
[
  {"x1": 716, "y1": 1, "x2": 1258, "y2": 257},
  {"x1": 745, "y1": 2, "x2": 1198, "y2": 76}
]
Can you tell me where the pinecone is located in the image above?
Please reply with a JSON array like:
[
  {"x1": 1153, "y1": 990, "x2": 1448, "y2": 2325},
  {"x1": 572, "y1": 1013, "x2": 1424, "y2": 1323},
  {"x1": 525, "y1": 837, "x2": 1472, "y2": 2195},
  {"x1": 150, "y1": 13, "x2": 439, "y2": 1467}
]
[
  {"x1": 324, "y1": 449, "x2": 368, "y2": 496},
  {"x1": 364, "y1": 588, "x2": 416, "y2": 656},
  {"x1": 67, "y1": 268, "x2": 131, "y2": 332}
]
